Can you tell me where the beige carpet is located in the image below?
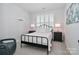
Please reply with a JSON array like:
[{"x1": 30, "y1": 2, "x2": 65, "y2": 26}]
[{"x1": 14, "y1": 41, "x2": 70, "y2": 55}]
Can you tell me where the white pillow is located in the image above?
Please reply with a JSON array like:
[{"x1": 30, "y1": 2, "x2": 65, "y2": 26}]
[{"x1": 36, "y1": 28, "x2": 50, "y2": 33}]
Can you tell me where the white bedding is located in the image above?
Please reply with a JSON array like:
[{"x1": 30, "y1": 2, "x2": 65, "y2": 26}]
[{"x1": 22, "y1": 32, "x2": 53, "y2": 51}]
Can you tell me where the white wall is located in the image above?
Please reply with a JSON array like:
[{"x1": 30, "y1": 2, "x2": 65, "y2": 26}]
[
  {"x1": 65, "y1": 4, "x2": 79, "y2": 54},
  {"x1": 0, "y1": 4, "x2": 31, "y2": 42},
  {"x1": 0, "y1": 4, "x2": 2, "y2": 37},
  {"x1": 0, "y1": 4, "x2": 4, "y2": 38},
  {"x1": 30, "y1": 7, "x2": 65, "y2": 32}
]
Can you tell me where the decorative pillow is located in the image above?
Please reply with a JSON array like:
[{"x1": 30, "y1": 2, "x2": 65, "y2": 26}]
[{"x1": 36, "y1": 28, "x2": 50, "y2": 33}]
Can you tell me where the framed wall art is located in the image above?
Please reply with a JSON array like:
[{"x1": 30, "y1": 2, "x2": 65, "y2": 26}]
[{"x1": 66, "y1": 3, "x2": 79, "y2": 25}]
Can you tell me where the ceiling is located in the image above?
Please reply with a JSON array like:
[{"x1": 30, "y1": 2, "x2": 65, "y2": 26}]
[{"x1": 16, "y1": 3, "x2": 66, "y2": 13}]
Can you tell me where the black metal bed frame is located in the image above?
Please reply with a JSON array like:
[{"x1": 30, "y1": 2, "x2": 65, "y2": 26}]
[{"x1": 21, "y1": 24, "x2": 53, "y2": 55}]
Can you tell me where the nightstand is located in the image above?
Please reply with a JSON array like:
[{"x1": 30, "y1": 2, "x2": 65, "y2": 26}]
[
  {"x1": 54, "y1": 32, "x2": 62, "y2": 42},
  {"x1": 28, "y1": 30, "x2": 36, "y2": 33}
]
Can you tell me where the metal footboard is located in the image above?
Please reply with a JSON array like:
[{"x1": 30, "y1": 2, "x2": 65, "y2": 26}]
[{"x1": 21, "y1": 34, "x2": 50, "y2": 55}]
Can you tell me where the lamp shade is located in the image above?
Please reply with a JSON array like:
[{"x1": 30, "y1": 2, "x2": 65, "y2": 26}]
[
  {"x1": 55, "y1": 24, "x2": 61, "y2": 28},
  {"x1": 31, "y1": 24, "x2": 35, "y2": 27}
]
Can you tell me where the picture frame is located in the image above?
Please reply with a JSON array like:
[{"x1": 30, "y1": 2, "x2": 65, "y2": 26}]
[{"x1": 66, "y1": 3, "x2": 79, "y2": 25}]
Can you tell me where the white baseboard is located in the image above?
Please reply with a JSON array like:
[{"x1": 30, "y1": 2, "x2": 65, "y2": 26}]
[{"x1": 64, "y1": 41, "x2": 71, "y2": 55}]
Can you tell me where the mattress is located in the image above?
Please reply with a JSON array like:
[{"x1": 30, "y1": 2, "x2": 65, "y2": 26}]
[{"x1": 22, "y1": 32, "x2": 53, "y2": 51}]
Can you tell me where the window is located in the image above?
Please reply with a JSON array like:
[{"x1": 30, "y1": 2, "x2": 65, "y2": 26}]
[{"x1": 36, "y1": 14, "x2": 54, "y2": 27}]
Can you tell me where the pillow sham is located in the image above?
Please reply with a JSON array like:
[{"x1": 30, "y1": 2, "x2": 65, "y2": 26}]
[{"x1": 36, "y1": 28, "x2": 51, "y2": 33}]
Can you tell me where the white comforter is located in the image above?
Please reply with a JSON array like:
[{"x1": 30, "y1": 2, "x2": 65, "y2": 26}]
[{"x1": 22, "y1": 32, "x2": 53, "y2": 51}]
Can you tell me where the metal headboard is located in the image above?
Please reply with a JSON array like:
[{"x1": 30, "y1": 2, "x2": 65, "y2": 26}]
[
  {"x1": 39, "y1": 24, "x2": 53, "y2": 31},
  {"x1": 39, "y1": 24, "x2": 52, "y2": 28}
]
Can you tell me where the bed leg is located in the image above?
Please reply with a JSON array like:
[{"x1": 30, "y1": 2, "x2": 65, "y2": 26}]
[
  {"x1": 47, "y1": 47, "x2": 50, "y2": 55},
  {"x1": 21, "y1": 35, "x2": 22, "y2": 48},
  {"x1": 47, "y1": 47, "x2": 51, "y2": 55},
  {"x1": 21, "y1": 42, "x2": 22, "y2": 48},
  {"x1": 47, "y1": 50, "x2": 50, "y2": 55}
]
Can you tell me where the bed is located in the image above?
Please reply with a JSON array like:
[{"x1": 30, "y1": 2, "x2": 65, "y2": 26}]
[{"x1": 21, "y1": 24, "x2": 53, "y2": 54}]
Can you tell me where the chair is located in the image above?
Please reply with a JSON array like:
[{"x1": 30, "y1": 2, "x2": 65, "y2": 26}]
[{"x1": 0, "y1": 38, "x2": 16, "y2": 55}]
